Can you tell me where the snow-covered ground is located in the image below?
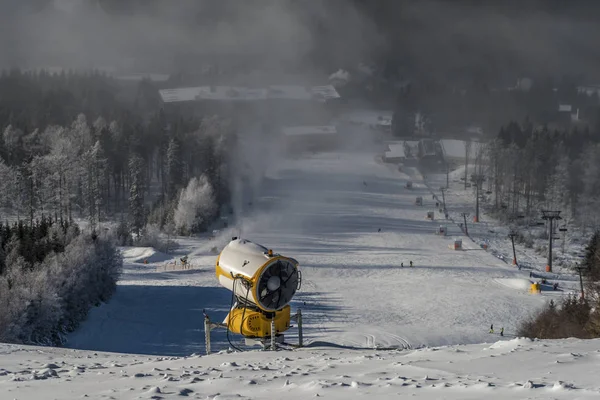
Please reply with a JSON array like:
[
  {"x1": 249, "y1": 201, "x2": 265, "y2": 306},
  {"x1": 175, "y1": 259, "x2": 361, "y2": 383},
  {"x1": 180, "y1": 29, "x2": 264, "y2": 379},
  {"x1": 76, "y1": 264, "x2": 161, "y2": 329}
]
[
  {"x1": 2, "y1": 337, "x2": 600, "y2": 399},
  {"x1": 1, "y1": 131, "x2": 598, "y2": 399}
]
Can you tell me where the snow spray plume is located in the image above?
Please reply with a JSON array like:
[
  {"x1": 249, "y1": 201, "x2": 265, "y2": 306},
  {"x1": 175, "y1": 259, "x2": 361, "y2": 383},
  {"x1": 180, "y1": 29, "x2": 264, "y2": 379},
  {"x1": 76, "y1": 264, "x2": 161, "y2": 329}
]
[
  {"x1": 0, "y1": 0, "x2": 383, "y2": 73},
  {"x1": 0, "y1": 0, "x2": 386, "y2": 238}
]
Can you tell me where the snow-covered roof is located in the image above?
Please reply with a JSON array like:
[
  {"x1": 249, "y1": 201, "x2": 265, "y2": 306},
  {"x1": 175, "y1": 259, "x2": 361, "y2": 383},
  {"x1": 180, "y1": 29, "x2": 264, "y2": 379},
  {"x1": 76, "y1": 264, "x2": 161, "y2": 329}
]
[
  {"x1": 310, "y1": 85, "x2": 341, "y2": 102},
  {"x1": 558, "y1": 104, "x2": 572, "y2": 112},
  {"x1": 267, "y1": 85, "x2": 312, "y2": 100},
  {"x1": 282, "y1": 126, "x2": 337, "y2": 136},
  {"x1": 115, "y1": 73, "x2": 170, "y2": 82},
  {"x1": 159, "y1": 86, "x2": 268, "y2": 102},
  {"x1": 385, "y1": 143, "x2": 406, "y2": 159},
  {"x1": 159, "y1": 84, "x2": 340, "y2": 103},
  {"x1": 440, "y1": 139, "x2": 485, "y2": 159},
  {"x1": 339, "y1": 109, "x2": 393, "y2": 126}
]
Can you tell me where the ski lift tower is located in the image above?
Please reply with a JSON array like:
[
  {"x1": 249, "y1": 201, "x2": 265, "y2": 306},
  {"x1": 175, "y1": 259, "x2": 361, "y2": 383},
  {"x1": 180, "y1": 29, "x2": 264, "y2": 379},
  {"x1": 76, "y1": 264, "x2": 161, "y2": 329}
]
[{"x1": 541, "y1": 210, "x2": 561, "y2": 272}]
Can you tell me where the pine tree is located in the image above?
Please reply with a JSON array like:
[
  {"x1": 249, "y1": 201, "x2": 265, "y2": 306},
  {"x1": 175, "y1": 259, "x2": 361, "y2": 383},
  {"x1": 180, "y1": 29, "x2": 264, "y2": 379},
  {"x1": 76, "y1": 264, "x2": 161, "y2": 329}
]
[
  {"x1": 545, "y1": 155, "x2": 570, "y2": 214},
  {"x1": 165, "y1": 137, "x2": 182, "y2": 199},
  {"x1": 128, "y1": 153, "x2": 145, "y2": 237},
  {"x1": 81, "y1": 141, "x2": 107, "y2": 232}
]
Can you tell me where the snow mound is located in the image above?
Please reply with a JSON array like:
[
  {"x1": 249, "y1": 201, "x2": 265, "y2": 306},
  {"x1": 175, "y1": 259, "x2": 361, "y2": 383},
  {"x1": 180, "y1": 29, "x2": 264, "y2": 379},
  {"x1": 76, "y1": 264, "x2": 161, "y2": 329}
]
[
  {"x1": 120, "y1": 246, "x2": 172, "y2": 264},
  {"x1": 552, "y1": 381, "x2": 575, "y2": 390},
  {"x1": 494, "y1": 278, "x2": 532, "y2": 291},
  {"x1": 487, "y1": 338, "x2": 533, "y2": 350}
]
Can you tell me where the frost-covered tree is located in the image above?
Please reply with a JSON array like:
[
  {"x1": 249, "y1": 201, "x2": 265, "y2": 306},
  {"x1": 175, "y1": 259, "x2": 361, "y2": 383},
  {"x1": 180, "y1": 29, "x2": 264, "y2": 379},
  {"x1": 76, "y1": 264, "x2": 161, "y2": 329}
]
[
  {"x1": 70, "y1": 113, "x2": 93, "y2": 153},
  {"x1": 545, "y1": 155, "x2": 571, "y2": 216},
  {"x1": 578, "y1": 145, "x2": 600, "y2": 232},
  {"x1": 174, "y1": 175, "x2": 217, "y2": 234},
  {"x1": 81, "y1": 141, "x2": 108, "y2": 232},
  {"x1": 43, "y1": 136, "x2": 79, "y2": 221}
]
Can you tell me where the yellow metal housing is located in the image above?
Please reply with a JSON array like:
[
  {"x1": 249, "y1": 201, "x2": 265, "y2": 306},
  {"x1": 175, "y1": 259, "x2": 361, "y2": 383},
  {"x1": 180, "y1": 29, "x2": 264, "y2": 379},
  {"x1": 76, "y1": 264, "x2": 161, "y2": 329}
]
[{"x1": 225, "y1": 305, "x2": 291, "y2": 338}]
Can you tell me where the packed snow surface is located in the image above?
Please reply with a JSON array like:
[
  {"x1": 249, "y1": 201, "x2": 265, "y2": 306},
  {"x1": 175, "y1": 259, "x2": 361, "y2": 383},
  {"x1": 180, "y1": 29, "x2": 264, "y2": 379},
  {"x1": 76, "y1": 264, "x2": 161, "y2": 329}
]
[{"x1": 1, "y1": 338, "x2": 599, "y2": 399}]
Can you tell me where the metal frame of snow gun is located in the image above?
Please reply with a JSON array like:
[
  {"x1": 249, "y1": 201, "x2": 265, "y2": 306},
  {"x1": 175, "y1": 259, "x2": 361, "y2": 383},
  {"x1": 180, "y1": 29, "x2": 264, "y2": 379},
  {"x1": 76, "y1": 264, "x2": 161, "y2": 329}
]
[{"x1": 203, "y1": 308, "x2": 303, "y2": 355}]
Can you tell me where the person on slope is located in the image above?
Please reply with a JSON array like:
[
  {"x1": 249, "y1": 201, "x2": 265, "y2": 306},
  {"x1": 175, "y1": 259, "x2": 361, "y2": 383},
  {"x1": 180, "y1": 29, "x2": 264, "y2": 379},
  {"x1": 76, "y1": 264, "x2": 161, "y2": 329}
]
[
  {"x1": 489, "y1": 324, "x2": 494, "y2": 334},
  {"x1": 410, "y1": 260, "x2": 413, "y2": 267},
  {"x1": 500, "y1": 327, "x2": 504, "y2": 337}
]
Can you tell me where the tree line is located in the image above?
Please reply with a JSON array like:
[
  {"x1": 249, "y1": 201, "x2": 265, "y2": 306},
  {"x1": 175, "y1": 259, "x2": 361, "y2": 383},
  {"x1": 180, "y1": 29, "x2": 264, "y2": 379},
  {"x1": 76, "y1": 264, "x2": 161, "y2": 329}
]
[
  {"x1": 0, "y1": 217, "x2": 122, "y2": 345},
  {"x1": 0, "y1": 68, "x2": 234, "y2": 239},
  {"x1": 0, "y1": 69, "x2": 236, "y2": 345},
  {"x1": 483, "y1": 120, "x2": 600, "y2": 234}
]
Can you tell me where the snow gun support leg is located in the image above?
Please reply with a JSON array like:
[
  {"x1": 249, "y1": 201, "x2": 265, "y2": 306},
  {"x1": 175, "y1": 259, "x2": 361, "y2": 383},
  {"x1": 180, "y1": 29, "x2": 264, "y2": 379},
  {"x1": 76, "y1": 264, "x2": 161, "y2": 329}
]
[
  {"x1": 263, "y1": 309, "x2": 303, "y2": 351},
  {"x1": 291, "y1": 309, "x2": 303, "y2": 348},
  {"x1": 270, "y1": 319, "x2": 276, "y2": 350},
  {"x1": 203, "y1": 310, "x2": 227, "y2": 355}
]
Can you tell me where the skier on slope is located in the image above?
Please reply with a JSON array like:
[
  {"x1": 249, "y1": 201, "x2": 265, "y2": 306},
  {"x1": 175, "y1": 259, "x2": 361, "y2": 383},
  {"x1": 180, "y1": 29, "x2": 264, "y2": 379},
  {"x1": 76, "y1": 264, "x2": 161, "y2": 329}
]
[
  {"x1": 500, "y1": 327, "x2": 504, "y2": 337},
  {"x1": 489, "y1": 324, "x2": 494, "y2": 334},
  {"x1": 410, "y1": 261, "x2": 413, "y2": 267}
]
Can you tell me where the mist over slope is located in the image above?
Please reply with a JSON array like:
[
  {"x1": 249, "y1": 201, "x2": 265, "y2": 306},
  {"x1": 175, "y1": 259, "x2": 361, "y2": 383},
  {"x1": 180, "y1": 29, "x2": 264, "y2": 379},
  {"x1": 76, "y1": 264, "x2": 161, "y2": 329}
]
[{"x1": 2, "y1": 1, "x2": 600, "y2": 82}]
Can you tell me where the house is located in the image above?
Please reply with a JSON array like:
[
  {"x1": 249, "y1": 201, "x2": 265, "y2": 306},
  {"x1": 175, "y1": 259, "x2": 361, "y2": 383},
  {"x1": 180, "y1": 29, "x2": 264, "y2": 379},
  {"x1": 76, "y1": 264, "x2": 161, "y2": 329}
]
[
  {"x1": 158, "y1": 84, "x2": 340, "y2": 104},
  {"x1": 558, "y1": 104, "x2": 579, "y2": 123},
  {"x1": 384, "y1": 143, "x2": 406, "y2": 163},
  {"x1": 158, "y1": 83, "x2": 341, "y2": 129}
]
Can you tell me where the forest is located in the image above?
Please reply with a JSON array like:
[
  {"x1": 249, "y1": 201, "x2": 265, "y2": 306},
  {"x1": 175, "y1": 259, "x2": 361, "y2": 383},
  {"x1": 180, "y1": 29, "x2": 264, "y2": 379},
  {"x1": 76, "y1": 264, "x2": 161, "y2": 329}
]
[
  {"x1": 0, "y1": 69, "x2": 234, "y2": 345},
  {"x1": 483, "y1": 120, "x2": 600, "y2": 235}
]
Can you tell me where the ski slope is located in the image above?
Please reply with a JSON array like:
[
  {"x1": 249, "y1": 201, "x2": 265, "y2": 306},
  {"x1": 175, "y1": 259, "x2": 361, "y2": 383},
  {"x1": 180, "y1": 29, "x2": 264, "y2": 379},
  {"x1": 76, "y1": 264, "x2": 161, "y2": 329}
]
[
  {"x1": 68, "y1": 144, "x2": 548, "y2": 355},
  {"x1": 2, "y1": 138, "x2": 599, "y2": 399}
]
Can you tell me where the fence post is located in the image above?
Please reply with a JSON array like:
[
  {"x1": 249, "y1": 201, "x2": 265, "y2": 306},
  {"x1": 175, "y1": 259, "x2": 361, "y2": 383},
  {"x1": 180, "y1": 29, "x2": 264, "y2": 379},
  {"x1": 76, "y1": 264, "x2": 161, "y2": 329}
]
[
  {"x1": 297, "y1": 309, "x2": 303, "y2": 348},
  {"x1": 204, "y1": 315, "x2": 211, "y2": 355},
  {"x1": 270, "y1": 319, "x2": 276, "y2": 350}
]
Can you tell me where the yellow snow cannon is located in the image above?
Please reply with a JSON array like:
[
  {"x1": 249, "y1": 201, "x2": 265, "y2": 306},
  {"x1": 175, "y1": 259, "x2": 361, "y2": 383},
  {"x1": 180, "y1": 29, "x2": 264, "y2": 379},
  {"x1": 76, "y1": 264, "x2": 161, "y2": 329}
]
[{"x1": 216, "y1": 238, "x2": 301, "y2": 340}]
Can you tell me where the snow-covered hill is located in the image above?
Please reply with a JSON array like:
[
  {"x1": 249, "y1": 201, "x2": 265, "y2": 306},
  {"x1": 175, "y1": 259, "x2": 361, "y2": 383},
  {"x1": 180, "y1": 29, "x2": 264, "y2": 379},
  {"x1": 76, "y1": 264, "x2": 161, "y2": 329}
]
[
  {"x1": 67, "y1": 149, "x2": 552, "y2": 357},
  {"x1": 1, "y1": 135, "x2": 597, "y2": 399}
]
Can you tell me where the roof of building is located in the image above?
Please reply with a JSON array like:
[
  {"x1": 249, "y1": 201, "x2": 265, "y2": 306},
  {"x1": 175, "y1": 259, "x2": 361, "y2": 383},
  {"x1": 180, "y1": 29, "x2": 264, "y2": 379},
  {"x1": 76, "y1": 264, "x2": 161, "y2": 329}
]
[
  {"x1": 558, "y1": 104, "x2": 572, "y2": 112},
  {"x1": 115, "y1": 73, "x2": 171, "y2": 82},
  {"x1": 440, "y1": 139, "x2": 485, "y2": 159},
  {"x1": 339, "y1": 109, "x2": 393, "y2": 127},
  {"x1": 159, "y1": 84, "x2": 340, "y2": 103},
  {"x1": 385, "y1": 143, "x2": 406, "y2": 159},
  {"x1": 282, "y1": 126, "x2": 337, "y2": 136}
]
